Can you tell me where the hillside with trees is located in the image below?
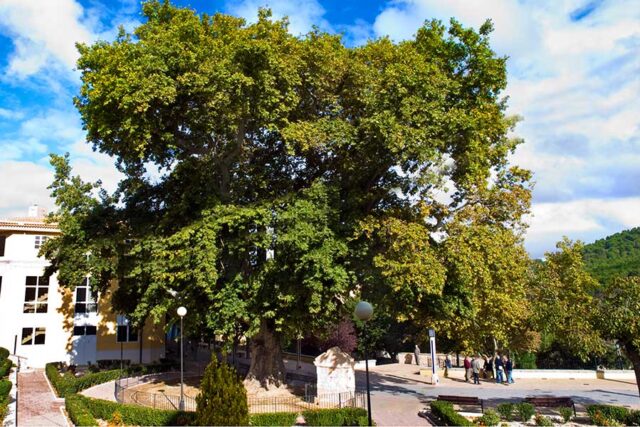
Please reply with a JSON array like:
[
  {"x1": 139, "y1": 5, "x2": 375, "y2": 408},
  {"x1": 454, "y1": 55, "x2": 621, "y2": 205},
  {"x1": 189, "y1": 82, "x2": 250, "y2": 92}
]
[{"x1": 582, "y1": 227, "x2": 640, "y2": 283}]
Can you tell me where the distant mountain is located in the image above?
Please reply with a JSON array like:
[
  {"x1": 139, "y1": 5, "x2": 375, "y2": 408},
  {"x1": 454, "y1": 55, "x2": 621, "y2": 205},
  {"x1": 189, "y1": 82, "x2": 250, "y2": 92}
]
[{"x1": 582, "y1": 227, "x2": 640, "y2": 283}]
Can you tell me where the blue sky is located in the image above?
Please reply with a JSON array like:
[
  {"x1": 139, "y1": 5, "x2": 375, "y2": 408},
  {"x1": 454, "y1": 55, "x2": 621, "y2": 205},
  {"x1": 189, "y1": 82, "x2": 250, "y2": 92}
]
[{"x1": 0, "y1": 0, "x2": 638, "y2": 257}]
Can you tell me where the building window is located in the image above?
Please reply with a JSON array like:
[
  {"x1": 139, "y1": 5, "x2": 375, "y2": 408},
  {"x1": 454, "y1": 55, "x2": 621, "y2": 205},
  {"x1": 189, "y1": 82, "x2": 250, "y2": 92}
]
[
  {"x1": 23, "y1": 276, "x2": 49, "y2": 313},
  {"x1": 116, "y1": 315, "x2": 138, "y2": 342},
  {"x1": 34, "y1": 235, "x2": 48, "y2": 249},
  {"x1": 73, "y1": 325, "x2": 97, "y2": 336},
  {"x1": 0, "y1": 236, "x2": 6, "y2": 256},
  {"x1": 21, "y1": 327, "x2": 46, "y2": 345},
  {"x1": 75, "y1": 278, "x2": 97, "y2": 314}
]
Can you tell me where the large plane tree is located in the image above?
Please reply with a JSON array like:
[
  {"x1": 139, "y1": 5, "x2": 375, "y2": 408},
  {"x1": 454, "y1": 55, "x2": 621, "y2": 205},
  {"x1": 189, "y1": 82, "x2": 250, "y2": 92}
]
[{"x1": 44, "y1": 0, "x2": 531, "y2": 388}]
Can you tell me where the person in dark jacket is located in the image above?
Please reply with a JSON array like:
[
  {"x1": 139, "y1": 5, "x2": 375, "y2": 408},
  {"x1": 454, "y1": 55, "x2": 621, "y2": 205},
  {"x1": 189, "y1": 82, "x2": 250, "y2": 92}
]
[{"x1": 505, "y1": 355, "x2": 515, "y2": 384}]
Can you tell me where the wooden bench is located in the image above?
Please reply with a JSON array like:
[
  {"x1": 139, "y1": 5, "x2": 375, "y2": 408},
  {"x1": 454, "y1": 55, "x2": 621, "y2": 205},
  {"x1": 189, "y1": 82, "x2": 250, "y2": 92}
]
[
  {"x1": 437, "y1": 395, "x2": 484, "y2": 413},
  {"x1": 525, "y1": 396, "x2": 576, "y2": 416}
]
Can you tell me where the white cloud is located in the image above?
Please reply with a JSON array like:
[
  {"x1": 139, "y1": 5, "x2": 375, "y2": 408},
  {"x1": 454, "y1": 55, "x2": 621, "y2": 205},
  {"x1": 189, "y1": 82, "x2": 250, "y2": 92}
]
[
  {"x1": 0, "y1": 160, "x2": 54, "y2": 218},
  {"x1": 226, "y1": 0, "x2": 331, "y2": 35},
  {"x1": 372, "y1": 0, "x2": 540, "y2": 59},
  {"x1": 0, "y1": 108, "x2": 24, "y2": 120},
  {"x1": 368, "y1": 0, "x2": 640, "y2": 255},
  {"x1": 526, "y1": 197, "x2": 640, "y2": 256},
  {"x1": 0, "y1": 0, "x2": 94, "y2": 78}
]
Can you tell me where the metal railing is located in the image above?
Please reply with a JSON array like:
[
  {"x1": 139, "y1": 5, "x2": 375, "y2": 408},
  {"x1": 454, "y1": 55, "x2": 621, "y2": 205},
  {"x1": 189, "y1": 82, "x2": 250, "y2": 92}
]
[
  {"x1": 115, "y1": 377, "x2": 197, "y2": 412},
  {"x1": 248, "y1": 391, "x2": 367, "y2": 414},
  {"x1": 115, "y1": 376, "x2": 366, "y2": 414}
]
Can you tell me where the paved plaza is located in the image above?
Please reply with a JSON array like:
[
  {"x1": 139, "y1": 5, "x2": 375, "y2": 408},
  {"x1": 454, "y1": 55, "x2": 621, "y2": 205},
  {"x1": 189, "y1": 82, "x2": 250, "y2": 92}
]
[{"x1": 356, "y1": 363, "x2": 640, "y2": 426}]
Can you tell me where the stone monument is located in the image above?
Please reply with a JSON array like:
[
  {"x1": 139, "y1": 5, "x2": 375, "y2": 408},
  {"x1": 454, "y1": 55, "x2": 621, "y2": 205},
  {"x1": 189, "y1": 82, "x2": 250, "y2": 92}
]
[{"x1": 314, "y1": 346, "x2": 356, "y2": 398}]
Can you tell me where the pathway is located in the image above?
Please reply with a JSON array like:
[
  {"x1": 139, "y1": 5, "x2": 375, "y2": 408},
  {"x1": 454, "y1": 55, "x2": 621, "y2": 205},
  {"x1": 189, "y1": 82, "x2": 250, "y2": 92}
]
[
  {"x1": 17, "y1": 370, "x2": 68, "y2": 427},
  {"x1": 356, "y1": 363, "x2": 640, "y2": 426}
]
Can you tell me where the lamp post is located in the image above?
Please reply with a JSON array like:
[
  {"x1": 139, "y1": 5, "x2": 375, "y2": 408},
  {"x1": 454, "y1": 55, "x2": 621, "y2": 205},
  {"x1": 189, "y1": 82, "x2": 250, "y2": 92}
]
[
  {"x1": 177, "y1": 306, "x2": 187, "y2": 411},
  {"x1": 354, "y1": 301, "x2": 373, "y2": 427}
]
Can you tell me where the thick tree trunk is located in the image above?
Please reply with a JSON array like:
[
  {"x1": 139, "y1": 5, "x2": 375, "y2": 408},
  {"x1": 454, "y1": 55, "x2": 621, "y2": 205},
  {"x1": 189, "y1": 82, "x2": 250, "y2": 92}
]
[
  {"x1": 623, "y1": 343, "x2": 640, "y2": 398},
  {"x1": 244, "y1": 319, "x2": 286, "y2": 390}
]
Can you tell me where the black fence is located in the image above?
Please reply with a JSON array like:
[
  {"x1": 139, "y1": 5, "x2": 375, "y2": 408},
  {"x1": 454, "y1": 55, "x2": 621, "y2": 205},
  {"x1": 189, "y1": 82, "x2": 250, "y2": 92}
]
[
  {"x1": 248, "y1": 391, "x2": 367, "y2": 414},
  {"x1": 115, "y1": 376, "x2": 197, "y2": 412},
  {"x1": 115, "y1": 377, "x2": 366, "y2": 414}
]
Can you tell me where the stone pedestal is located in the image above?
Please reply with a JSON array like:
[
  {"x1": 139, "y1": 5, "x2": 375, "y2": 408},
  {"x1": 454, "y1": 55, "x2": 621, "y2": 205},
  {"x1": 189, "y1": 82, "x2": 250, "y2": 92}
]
[{"x1": 314, "y1": 346, "x2": 355, "y2": 397}]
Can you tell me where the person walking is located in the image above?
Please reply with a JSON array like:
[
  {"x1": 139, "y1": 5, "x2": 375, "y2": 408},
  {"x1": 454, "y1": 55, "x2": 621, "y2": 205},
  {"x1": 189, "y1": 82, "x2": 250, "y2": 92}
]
[
  {"x1": 472, "y1": 354, "x2": 483, "y2": 385},
  {"x1": 445, "y1": 354, "x2": 452, "y2": 369},
  {"x1": 484, "y1": 354, "x2": 493, "y2": 380},
  {"x1": 505, "y1": 355, "x2": 515, "y2": 384},
  {"x1": 494, "y1": 353, "x2": 505, "y2": 384},
  {"x1": 464, "y1": 356, "x2": 472, "y2": 382},
  {"x1": 414, "y1": 344, "x2": 421, "y2": 366}
]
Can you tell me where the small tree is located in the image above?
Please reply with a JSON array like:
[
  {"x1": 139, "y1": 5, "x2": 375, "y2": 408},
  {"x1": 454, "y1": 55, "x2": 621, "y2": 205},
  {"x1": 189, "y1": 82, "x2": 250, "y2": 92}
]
[
  {"x1": 319, "y1": 319, "x2": 358, "y2": 353},
  {"x1": 195, "y1": 356, "x2": 248, "y2": 426}
]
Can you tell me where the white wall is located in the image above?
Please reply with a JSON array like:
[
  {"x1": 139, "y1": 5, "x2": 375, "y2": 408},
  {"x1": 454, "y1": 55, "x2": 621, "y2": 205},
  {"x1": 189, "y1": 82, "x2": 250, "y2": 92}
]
[{"x1": 0, "y1": 232, "x2": 71, "y2": 368}]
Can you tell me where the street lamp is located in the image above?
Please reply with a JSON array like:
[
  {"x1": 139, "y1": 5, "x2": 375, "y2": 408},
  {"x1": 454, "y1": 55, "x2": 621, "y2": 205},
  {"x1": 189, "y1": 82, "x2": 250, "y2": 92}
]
[
  {"x1": 354, "y1": 301, "x2": 373, "y2": 427},
  {"x1": 177, "y1": 306, "x2": 187, "y2": 411}
]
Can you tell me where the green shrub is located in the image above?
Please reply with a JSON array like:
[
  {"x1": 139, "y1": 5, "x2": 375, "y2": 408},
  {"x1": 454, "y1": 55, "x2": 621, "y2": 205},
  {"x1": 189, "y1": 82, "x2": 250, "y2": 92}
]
[
  {"x1": 65, "y1": 394, "x2": 98, "y2": 426},
  {"x1": 45, "y1": 362, "x2": 173, "y2": 397},
  {"x1": 514, "y1": 352, "x2": 537, "y2": 369},
  {"x1": 0, "y1": 379, "x2": 12, "y2": 400},
  {"x1": 534, "y1": 414, "x2": 554, "y2": 426},
  {"x1": 496, "y1": 403, "x2": 514, "y2": 421},
  {"x1": 79, "y1": 395, "x2": 194, "y2": 426},
  {"x1": 430, "y1": 401, "x2": 473, "y2": 426},
  {"x1": 0, "y1": 359, "x2": 12, "y2": 378},
  {"x1": 515, "y1": 402, "x2": 535, "y2": 422},
  {"x1": 591, "y1": 411, "x2": 623, "y2": 427},
  {"x1": 302, "y1": 408, "x2": 369, "y2": 426},
  {"x1": 195, "y1": 357, "x2": 248, "y2": 426},
  {"x1": 0, "y1": 347, "x2": 9, "y2": 361},
  {"x1": 626, "y1": 410, "x2": 640, "y2": 426},
  {"x1": 587, "y1": 404, "x2": 629, "y2": 424},
  {"x1": 557, "y1": 406, "x2": 573, "y2": 423},
  {"x1": 476, "y1": 409, "x2": 500, "y2": 426},
  {"x1": 250, "y1": 412, "x2": 298, "y2": 426}
]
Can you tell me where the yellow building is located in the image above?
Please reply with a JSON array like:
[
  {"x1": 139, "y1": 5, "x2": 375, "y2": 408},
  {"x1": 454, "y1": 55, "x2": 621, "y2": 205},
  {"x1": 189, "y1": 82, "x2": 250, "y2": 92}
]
[{"x1": 0, "y1": 205, "x2": 165, "y2": 368}]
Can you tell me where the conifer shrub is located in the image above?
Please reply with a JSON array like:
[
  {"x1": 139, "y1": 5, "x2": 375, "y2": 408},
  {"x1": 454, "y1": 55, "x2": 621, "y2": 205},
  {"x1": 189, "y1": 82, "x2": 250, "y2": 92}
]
[
  {"x1": 0, "y1": 347, "x2": 9, "y2": 361},
  {"x1": 476, "y1": 409, "x2": 501, "y2": 426},
  {"x1": 534, "y1": 414, "x2": 554, "y2": 426},
  {"x1": 515, "y1": 403, "x2": 535, "y2": 422},
  {"x1": 195, "y1": 356, "x2": 248, "y2": 426},
  {"x1": 557, "y1": 406, "x2": 573, "y2": 423},
  {"x1": 496, "y1": 403, "x2": 514, "y2": 421}
]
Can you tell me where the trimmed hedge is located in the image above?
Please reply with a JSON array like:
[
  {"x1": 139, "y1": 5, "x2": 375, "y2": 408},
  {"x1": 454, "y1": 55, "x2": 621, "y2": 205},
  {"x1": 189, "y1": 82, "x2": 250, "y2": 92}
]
[
  {"x1": 0, "y1": 380, "x2": 10, "y2": 399},
  {"x1": 0, "y1": 359, "x2": 11, "y2": 378},
  {"x1": 65, "y1": 394, "x2": 98, "y2": 427},
  {"x1": 627, "y1": 410, "x2": 640, "y2": 426},
  {"x1": 46, "y1": 362, "x2": 172, "y2": 397},
  {"x1": 587, "y1": 404, "x2": 640, "y2": 426},
  {"x1": 250, "y1": 408, "x2": 369, "y2": 426},
  {"x1": 302, "y1": 408, "x2": 369, "y2": 426},
  {"x1": 587, "y1": 404, "x2": 629, "y2": 424},
  {"x1": 78, "y1": 395, "x2": 194, "y2": 426},
  {"x1": 0, "y1": 347, "x2": 9, "y2": 361},
  {"x1": 0, "y1": 379, "x2": 12, "y2": 421},
  {"x1": 250, "y1": 412, "x2": 298, "y2": 426},
  {"x1": 430, "y1": 401, "x2": 473, "y2": 426}
]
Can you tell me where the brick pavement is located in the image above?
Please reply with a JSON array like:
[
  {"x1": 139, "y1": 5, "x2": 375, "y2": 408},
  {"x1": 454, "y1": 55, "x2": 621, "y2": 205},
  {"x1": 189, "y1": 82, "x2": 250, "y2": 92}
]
[{"x1": 17, "y1": 370, "x2": 68, "y2": 427}]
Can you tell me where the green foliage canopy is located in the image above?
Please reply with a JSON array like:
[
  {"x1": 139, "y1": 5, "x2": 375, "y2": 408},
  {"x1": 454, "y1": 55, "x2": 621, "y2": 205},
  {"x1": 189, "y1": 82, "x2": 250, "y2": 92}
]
[
  {"x1": 43, "y1": 0, "x2": 532, "y2": 377},
  {"x1": 582, "y1": 227, "x2": 640, "y2": 284}
]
